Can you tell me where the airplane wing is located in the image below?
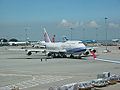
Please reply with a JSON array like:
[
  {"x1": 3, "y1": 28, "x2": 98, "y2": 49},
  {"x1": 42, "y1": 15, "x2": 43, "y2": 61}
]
[
  {"x1": 86, "y1": 46, "x2": 98, "y2": 50},
  {"x1": 84, "y1": 47, "x2": 98, "y2": 59},
  {"x1": 86, "y1": 46, "x2": 98, "y2": 54},
  {"x1": 26, "y1": 49, "x2": 66, "y2": 55}
]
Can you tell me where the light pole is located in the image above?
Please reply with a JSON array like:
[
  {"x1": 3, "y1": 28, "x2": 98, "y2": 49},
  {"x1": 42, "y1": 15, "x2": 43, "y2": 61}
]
[
  {"x1": 83, "y1": 28, "x2": 85, "y2": 40},
  {"x1": 96, "y1": 28, "x2": 98, "y2": 41},
  {"x1": 70, "y1": 27, "x2": 73, "y2": 40},
  {"x1": 105, "y1": 17, "x2": 108, "y2": 50},
  {"x1": 25, "y1": 26, "x2": 30, "y2": 42},
  {"x1": 25, "y1": 28, "x2": 28, "y2": 41}
]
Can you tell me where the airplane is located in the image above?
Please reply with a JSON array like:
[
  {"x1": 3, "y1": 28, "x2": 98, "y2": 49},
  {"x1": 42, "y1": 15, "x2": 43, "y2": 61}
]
[
  {"x1": 51, "y1": 35, "x2": 55, "y2": 43},
  {"x1": 26, "y1": 28, "x2": 96, "y2": 58},
  {"x1": 62, "y1": 36, "x2": 97, "y2": 43},
  {"x1": 8, "y1": 41, "x2": 29, "y2": 46},
  {"x1": 8, "y1": 28, "x2": 120, "y2": 64},
  {"x1": 112, "y1": 39, "x2": 119, "y2": 42}
]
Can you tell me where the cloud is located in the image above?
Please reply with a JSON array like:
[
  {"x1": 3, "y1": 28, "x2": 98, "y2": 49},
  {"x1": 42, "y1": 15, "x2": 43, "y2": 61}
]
[
  {"x1": 87, "y1": 21, "x2": 99, "y2": 28},
  {"x1": 60, "y1": 19, "x2": 72, "y2": 27},
  {"x1": 60, "y1": 19, "x2": 84, "y2": 28},
  {"x1": 108, "y1": 23, "x2": 119, "y2": 28},
  {"x1": 75, "y1": 21, "x2": 84, "y2": 27},
  {"x1": 60, "y1": 19, "x2": 101, "y2": 28}
]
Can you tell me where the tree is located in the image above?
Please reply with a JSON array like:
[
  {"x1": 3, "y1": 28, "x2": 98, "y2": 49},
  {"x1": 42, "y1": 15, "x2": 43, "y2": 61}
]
[
  {"x1": 0, "y1": 38, "x2": 8, "y2": 42},
  {"x1": 9, "y1": 38, "x2": 18, "y2": 42}
]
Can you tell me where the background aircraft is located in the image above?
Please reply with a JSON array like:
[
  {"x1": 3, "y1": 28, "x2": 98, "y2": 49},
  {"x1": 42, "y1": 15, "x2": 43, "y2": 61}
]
[
  {"x1": 8, "y1": 41, "x2": 29, "y2": 46},
  {"x1": 27, "y1": 28, "x2": 96, "y2": 58}
]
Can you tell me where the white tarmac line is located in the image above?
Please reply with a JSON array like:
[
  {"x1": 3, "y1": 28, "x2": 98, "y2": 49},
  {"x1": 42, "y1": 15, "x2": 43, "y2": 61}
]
[
  {"x1": 95, "y1": 58, "x2": 120, "y2": 64},
  {"x1": 0, "y1": 74, "x2": 72, "y2": 90}
]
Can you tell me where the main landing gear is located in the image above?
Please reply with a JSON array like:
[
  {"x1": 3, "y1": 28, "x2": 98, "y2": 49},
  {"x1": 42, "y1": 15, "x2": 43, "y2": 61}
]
[
  {"x1": 70, "y1": 54, "x2": 82, "y2": 59},
  {"x1": 47, "y1": 52, "x2": 67, "y2": 58},
  {"x1": 47, "y1": 53, "x2": 82, "y2": 59}
]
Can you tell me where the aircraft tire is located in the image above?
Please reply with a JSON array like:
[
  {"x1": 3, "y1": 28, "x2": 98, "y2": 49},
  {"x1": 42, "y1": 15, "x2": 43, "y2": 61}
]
[{"x1": 70, "y1": 54, "x2": 74, "y2": 58}]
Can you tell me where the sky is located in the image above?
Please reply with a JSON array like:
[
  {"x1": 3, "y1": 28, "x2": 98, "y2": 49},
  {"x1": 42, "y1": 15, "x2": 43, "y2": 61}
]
[{"x1": 0, "y1": 0, "x2": 120, "y2": 41}]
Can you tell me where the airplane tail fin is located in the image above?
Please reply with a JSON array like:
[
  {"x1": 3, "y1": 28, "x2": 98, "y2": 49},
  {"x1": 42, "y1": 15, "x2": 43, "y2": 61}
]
[
  {"x1": 62, "y1": 36, "x2": 69, "y2": 42},
  {"x1": 51, "y1": 35, "x2": 55, "y2": 43},
  {"x1": 44, "y1": 28, "x2": 51, "y2": 43}
]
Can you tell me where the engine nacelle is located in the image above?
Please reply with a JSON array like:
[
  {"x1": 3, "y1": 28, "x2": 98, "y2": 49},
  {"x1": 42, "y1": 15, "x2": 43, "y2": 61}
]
[
  {"x1": 48, "y1": 52, "x2": 52, "y2": 56},
  {"x1": 27, "y1": 51, "x2": 32, "y2": 56},
  {"x1": 92, "y1": 49, "x2": 96, "y2": 53},
  {"x1": 84, "y1": 51, "x2": 89, "y2": 55}
]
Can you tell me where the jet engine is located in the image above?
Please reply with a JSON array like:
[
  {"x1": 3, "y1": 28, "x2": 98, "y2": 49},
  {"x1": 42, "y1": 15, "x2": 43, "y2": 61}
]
[
  {"x1": 27, "y1": 51, "x2": 32, "y2": 56},
  {"x1": 84, "y1": 51, "x2": 89, "y2": 55},
  {"x1": 92, "y1": 49, "x2": 96, "y2": 53}
]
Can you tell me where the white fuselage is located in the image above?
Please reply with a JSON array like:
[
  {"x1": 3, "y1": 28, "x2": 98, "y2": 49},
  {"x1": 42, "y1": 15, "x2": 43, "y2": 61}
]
[
  {"x1": 41, "y1": 41, "x2": 86, "y2": 55},
  {"x1": 46, "y1": 41, "x2": 85, "y2": 49},
  {"x1": 8, "y1": 41, "x2": 28, "y2": 46}
]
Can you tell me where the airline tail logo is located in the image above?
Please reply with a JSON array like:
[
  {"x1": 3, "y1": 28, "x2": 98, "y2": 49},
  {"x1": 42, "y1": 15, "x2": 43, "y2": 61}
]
[
  {"x1": 51, "y1": 35, "x2": 55, "y2": 43},
  {"x1": 44, "y1": 28, "x2": 51, "y2": 43},
  {"x1": 63, "y1": 36, "x2": 69, "y2": 41}
]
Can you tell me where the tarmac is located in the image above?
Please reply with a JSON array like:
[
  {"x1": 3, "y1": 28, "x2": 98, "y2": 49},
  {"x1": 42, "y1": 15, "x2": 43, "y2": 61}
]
[{"x1": 0, "y1": 46, "x2": 120, "y2": 90}]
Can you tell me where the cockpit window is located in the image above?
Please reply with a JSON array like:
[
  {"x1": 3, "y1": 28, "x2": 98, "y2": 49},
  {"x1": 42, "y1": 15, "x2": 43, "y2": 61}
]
[{"x1": 78, "y1": 42, "x2": 82, "y2": 44}]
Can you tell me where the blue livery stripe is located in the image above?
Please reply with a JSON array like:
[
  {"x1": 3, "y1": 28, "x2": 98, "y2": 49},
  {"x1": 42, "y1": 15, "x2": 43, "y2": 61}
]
[{"x1": 66, "y1": 47, "x2": 86, "y2": 54}]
